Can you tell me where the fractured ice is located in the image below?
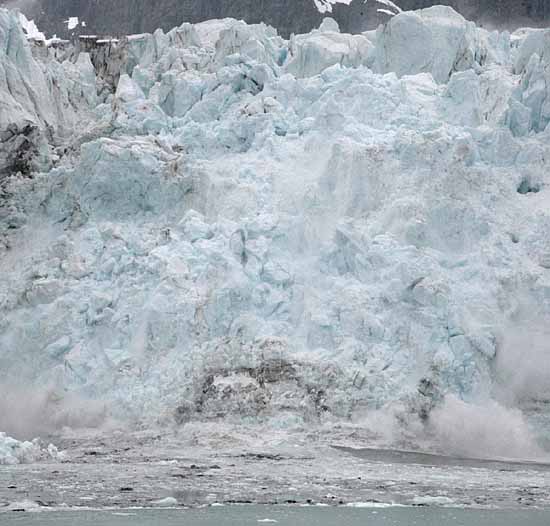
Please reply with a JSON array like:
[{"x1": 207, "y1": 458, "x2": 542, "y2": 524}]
[
  {"x1": 1, "y1": 6, "x2": 550, "y2": 434},
  {"x1": 0, "y1": 432, "x2": 63, "y2": 465}
]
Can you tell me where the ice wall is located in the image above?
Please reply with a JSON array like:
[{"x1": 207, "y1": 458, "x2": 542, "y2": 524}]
[
  {"x1": 1, "y1": 6, "x2": 550, "y2": 435},
  {"x1": 0, "y1": 9, "x2": 97, "y2": 177}
]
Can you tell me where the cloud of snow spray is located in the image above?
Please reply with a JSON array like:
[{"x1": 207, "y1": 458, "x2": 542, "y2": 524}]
[
  {"x1": 356, "y1": 394, "x2": 546, "y2": 461},
  {"x1": 0, "y1": 218, "x2": 134, "y2": 439},
  {"x1": 0, "y1": 382, "x2": 110, "y2": 440},
  {"x1": 494, "y1": 323, "x2": 550, "y2": 406},
  {"x1": 426, "y1": 316, "x2": 550, "y2": 460},
  {"x1": 354, "y1": 313, "x2": 550, "y2": 460},
  {"x1": 428, "y1": 396, "x2": 545, "y2": 460}
]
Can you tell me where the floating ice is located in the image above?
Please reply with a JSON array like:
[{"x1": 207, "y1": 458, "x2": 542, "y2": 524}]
[
  {"x1": 412, "y1": 495, "x2": 454, "y2": 506},
  {"x1": 152, "y1": 497, "x2": 178, "y2": 507},
  {"x1": 0, "y1": 432, "x2": 63, "y2": 465}
]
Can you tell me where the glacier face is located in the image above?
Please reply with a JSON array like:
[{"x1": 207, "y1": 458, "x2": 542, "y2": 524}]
[{"x1": 1, "y1": 6, "x2": 550, "y2": 437}]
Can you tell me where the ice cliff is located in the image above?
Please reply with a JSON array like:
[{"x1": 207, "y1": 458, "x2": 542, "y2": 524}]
[{"x1": 1, "y1": 6, "x2": 550, "y2": 436}]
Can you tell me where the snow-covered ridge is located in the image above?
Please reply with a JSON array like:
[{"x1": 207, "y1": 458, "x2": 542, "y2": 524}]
[{"x1": 1, "y1": 6, "x2": 550, "y2": 450}]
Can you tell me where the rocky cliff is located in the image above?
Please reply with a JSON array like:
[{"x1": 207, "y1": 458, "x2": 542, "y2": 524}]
[{"x1": 3, "y1": 0, "x2": 550, "y2": 38}]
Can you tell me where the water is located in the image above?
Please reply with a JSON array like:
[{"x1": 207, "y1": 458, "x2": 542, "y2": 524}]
[
  {"x1": 333, "y1": 446, "x2": 550, "y2": 472},
  {"x1": 3, "y1": 506, "x2": 550, "y2": 526}
]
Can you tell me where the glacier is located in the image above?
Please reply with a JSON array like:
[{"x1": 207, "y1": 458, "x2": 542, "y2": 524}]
[{"x1": 1, "y1": 5, "x2": 550, "y2": 448}]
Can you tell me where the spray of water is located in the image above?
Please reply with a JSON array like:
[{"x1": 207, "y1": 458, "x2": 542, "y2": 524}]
[
  {"x1": 428, "y1": 395, "x2": 546, "y2": 460},
  {"x1": 493, "y1": 323, "x2": 550, "y2": 406},
  {"x1": 0, "y1": 382, "x2": 110, "y2": 440}
]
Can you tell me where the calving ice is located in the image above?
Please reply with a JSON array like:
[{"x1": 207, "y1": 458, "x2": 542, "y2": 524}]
[{"x1": 0, "y1": 3, "x2": 550, "y2": 464}]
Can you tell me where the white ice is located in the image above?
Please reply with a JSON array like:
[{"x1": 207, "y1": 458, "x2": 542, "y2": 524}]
[
  {"x1": 0, "y1": 432, "x2": 63, "y2": 465},
  {"x1": 313, "y1": 0, "x2": 354, "y2": 14},
  {"x1": 18, "y1": 12, "x2": 46, "y2": 41},
  {"x1": 66, "y1": 17, "x2": 79, "y2": 31}
]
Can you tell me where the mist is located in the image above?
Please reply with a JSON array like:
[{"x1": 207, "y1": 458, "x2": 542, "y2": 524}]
[
  {"x1": 0, "y1": 382, "x2": 109, "y2": 440},
  {"x1": 493, "y1": 322, "x2": 550, "y2": 406},
  {"x1": 428, "y1": 395, "x2": 546, "y2": 460},
  {"x1": 2, "y1": 0, "x2": 38, "y2": 11}
]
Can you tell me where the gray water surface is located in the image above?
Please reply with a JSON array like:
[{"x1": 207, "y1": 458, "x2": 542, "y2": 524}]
[
  {"x1": 3, "y1": 506, "x2": 550, "y2": 526},
  {"x1": 334, "y1": 446, "x2": 550, "y2": 472}
]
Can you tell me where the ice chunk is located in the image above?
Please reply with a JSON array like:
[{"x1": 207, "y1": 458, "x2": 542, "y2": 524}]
[
  {"x1": 513, "y1": 28, "x2": 550, "y2": 74},
  {"x1": 285, "y1": 31, "x2": 373, "y2": 77},
  {"x1": 374, "y1": 6, "x2": 494, "y2": 83},
  {"x1": 318, "y1": 18, "x2": 340, "y2": 33},
  {"x1": 153, "y1": 497, "x2": 178, "y2": 507},
  {"x1": 0, "y1": 432, "x2": 63, "y2": 465},
  {"x1": 509, "y1": 44, "x2": 550, "y2": 134},
  {"x1": 68, "y1": 137, "x2": 191, "y2": 219}
]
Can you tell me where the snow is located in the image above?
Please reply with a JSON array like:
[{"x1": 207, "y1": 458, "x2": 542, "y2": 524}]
[
  {"x1": 377, "y1": 9, "x2": 397, "y2": 16},
  {"x1": 375, "y1": 0, "x2": 402, "y2": 14},
  {"x1": 313, "y1": 0, "x2": 353, "y2": 14},
  {"x1": 1, "y1": 5, "x2": 550, "y2": 452},
  {"x1": 66, "y1": 17, "x2": 79, "y2": 31},
  {"x1": 18, "y1": 12, "x2": 46, "y2": 41},
  {"x1": 18, "y1": 12, "x2": 69, "y2": 47}
]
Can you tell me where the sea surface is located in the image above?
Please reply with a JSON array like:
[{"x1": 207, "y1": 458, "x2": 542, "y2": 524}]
[{"x1": 3, "y1": 506, "x2": 550, "y2": 526}]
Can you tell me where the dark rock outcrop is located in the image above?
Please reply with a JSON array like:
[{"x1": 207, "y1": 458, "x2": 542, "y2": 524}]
[{"x1": 4, "y1": 0, "x2": 550, "y2": 39}]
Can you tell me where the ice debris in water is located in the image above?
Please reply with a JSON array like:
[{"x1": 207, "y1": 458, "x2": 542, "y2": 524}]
[
  {"x1": 152, "y1": 497, "x2": 179, "y2": 507},
  {"x1": 1, "y1": 5, "x2": 550, "y2": 437},
  {"x1": 0, "y1": 433, "x2": 64, "y2": 465}
]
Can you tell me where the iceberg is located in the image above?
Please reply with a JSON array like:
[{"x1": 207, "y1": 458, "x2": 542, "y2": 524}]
[{"x1": 1, "y1": 6, "x2": 550, "y2": 440}]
